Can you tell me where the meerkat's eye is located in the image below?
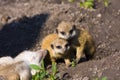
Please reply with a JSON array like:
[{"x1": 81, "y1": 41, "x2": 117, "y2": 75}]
[
  {"x1": 56, "y1": 46, "x2": 62, "y2": 49},
  {"x1": 60, "y1": 31, "x2": 65, "y2": 35},
  {"x1": 70, "y1": 25, "x2": 76, "y2": 34},
  {"x1": 69, "y1": 29, "x2": 74, "y2": 34},
  {"x1": 65, "y1": 43, "x2": 69, "y2": 48}
]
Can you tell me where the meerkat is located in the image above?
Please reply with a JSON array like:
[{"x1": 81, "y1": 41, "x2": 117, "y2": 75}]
[
  {"x1": 0, "y1": 56, "x2": 14, "y2": 66},
  {"x1": 0, "y1": 15, "x2": 10, "y2": 30},
  {"x1": 0, "y1": 15, "x2": 10, "y2": 24},
  {"x1": 14, "y1": 49, "x2": 47, "y2": 75},
  {"x1": 56, "y1": 21, "x2": 95, "y2": 63},
  {"x1": 0, "y1": 61, "x2": 31, "y2": 80},
  {"x1": 0, "y1": 49, "x2": 47, "y2": 80},
  {"x1": 41, "y1": 34, "x2": 74, "y2": 67}
]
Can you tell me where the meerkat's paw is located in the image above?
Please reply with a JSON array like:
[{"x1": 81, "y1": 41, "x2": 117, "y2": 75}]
[
  {"x1": 66, "y1": 62, "x2": 72, "y2": 67},
  {"x1": 75, "y1": 58, "x2": 80, "y2": 64},
  {"x1": 65, "y1": 59, "x2": 72, "y2": 67}
]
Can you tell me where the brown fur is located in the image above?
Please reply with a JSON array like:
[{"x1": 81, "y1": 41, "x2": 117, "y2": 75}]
[
  {"x1": 56, "y1": 21, "x2": 95, "y2": 63},
  {"x1": 0, "y1": 61, "x2": 31, "y2": 80},
  {"x1": 0, "y1": 15, "x2": 10, "y2": 24},
  {"x1": 0, "y1": 50, "x2": 47, "y2": 80},
  {"x1": 57, "y1": 21, "x2": 73, "y2": 33},
  {"x1": 41, "y1": 33, "x2": 74, "y2": 66}
]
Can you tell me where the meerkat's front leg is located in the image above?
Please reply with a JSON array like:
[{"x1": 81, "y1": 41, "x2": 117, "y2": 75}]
[
  {"x1": 64, "y1": 58, "x2": 71, "y2": 67},
  {"x1": 76, "y1": 46, "x2": 84, "y2": 63},
  {"x1": 51, "y1": 57, "x2": 57, "y2": 65}
]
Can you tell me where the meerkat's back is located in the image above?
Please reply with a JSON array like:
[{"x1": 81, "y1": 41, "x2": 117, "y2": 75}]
[
  {"x1": 41, "y1": 33, "x2": 58, "y2": 65},
  {"x1": 80, "y1": 29, "x2": 95, "y2": 59},
  {"x1": 0, "y1": 61, "x2": 30, "y2": 80},
  {"x1": 0, "y1": 57, "x2": 14, "y2": 66},
  {"x1": 41, "y1": 33, "x2": 58, "y2": 49}
]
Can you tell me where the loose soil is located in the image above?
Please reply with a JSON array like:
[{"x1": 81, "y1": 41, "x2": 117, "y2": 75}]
[{"x1": 0, "y1": 0, "x2": 120, "y2": 80}]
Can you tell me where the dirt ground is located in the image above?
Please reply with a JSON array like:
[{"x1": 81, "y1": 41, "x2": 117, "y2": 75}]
[{"x1": 0, "y1": 0, "x2": 120, "y2": 80}]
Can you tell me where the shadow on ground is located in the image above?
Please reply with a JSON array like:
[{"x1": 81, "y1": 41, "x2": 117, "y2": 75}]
[{"x1": 0, "y1": 13, "x2": 49, "y2": 57}]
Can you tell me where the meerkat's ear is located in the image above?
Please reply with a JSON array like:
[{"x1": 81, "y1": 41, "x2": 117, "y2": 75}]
[
  {"x1": 55, "y1": 29, "x2": 58, "y2": 34},
  {"x1": 73, "y1": 24, "x2": 76, "y2": 30},
  {"x1": 50, "y1": 44, "x2": 54, "y2": 49}
]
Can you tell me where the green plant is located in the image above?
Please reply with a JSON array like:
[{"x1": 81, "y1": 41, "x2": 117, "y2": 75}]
[
  {"x1": 30, "y1": 60, "x2": 58, "y2": 80},
  {"x1": 30, "y1": 60, "x2": 48, "y2": 80},
  {"x1": 71, "y1": 59, "x2": 76, "y2": 67},
  {"x1": 101, "y1": 77, "x2": 107, "y2": 80},
  {"x1": 68, "y1": 0, "x2": 109, "y2": 9},
  {"x1": 80, "y1": 0, "x2": 94, "y2": 9},
  {"x1": 94, "y1": 77, "x2": 107, "y2": 80},
  {"x1": 68, "y1": 0, "x2": 75, "y2": 2},
  {"x1": 103, "y1": 0, "x2": 109, "y2": 7},
  {"x1": 48, "y1": 62, "x2": 57, "y2": 80},
  {"x1": 98, "y1": 0, "x2": 109, "y2": 7}
]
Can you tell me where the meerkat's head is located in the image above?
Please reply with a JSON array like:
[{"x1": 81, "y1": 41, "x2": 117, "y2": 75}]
[
  {"x1": 1, "y1": 15, "x2": 10, "y2": 24},
  {"x1": 56, "y1": 21, "x2": 76, "y2": 40},
  {"x1": 15, "y1": 50, "x2": 47, "y2": 75},
  {"x1": 50, "y1": 38, "x2": 70, "y2": 55}
]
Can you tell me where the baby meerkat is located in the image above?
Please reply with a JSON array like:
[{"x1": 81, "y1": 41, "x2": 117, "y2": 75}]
[
  {"x1": 14, "y1": 50, "x2": 47, "y2": 75},
  {"x1": 0, "y1": 49, "x2": 47, "y2": 80},
  {"x1": 41, "y1": 34, "x2": 73, "y2": 67},
  {"x1": 0, "y1": 56, "x2": 14, "y2": 66},
  {"x1": 56, "y1": 21, "x2": 95, "y2": 63},
  {"x1": 0, "y1": 15, "x2": 10, "y2": 24},
  {"x1": 0, "y1": 61, "x2": 31, "y2": 80},
  {"x1": 0, "y1": 15, "x2": 10, "y2": 30}
]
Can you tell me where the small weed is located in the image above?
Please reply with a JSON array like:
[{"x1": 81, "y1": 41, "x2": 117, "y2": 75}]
[
  {"x1": 94, "y1": 77, "x2": 107, "y2": 80},
  {"x1": 98, "y1": 0, "x2": 109, "y2": 7},
  {"x1": 30, "y1": 60, "x2": 58, "y2": 80},
  {"x1": 30, "y1": 60, "x2": 48, "y2": 80},
  {"x1": 80, "y1": 0, "x2": 94, "y2": 9},
  {"x1": 101, "y1": 77, "x2": 107, "y2": 80},
  {"x1": 103, "y1": 0, "x2": 109, "y2": 7},
  {"x1": 71, "y1": 59, "x2": 76, "y2": 67},
  {"x1": 68, "y1": 0, "x2": 75, "y2": 2},
  {"x1": 68, "y1": 0, "x2": 109, "y2": 9},
  {"x1": 48, "y1": 62, "x2": 57, "y2": 80}
]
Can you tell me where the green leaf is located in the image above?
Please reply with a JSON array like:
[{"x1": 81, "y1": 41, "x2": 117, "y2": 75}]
[
  {"x1": 85, "y1": 2, "x2": 94, "y2": 6},
  {"x1": 95, "y1": 78, "x2": 98, "y2": 80},
  {"x1": 104, "y1": 0, "x2": 109, "y2": 7},
  {"x1": 84, "y1": 2, "x2": 94, "y2": 8},
  {"x1": 68, "y1": 0, "x2": 75, "y2": 2},
  {"x1": 102, "y1": 77, "x2": 107, "y2": 80},
  {"x1": 87, "y1": 0, "x2": 94, "y2": 2},
  {"x1": 52, "y1": 62, "x2": 57, "y2": 75},
  {"x1": 34, "y1": 73, "x2": 40, "y2": 80},
  {"x1": 30, "y1": 64, "x2": 40, "y2": 70},
  {"x1": 80, "y1": 2, "x2": 84, "y2": 7},
  {"x1": 71, "y1": 60, "x2": 76, "y2": 67}
]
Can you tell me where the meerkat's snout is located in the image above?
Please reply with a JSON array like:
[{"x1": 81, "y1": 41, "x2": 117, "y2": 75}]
[{"x1": 51, "y1": 38, "x2": 70, "y2": 55}]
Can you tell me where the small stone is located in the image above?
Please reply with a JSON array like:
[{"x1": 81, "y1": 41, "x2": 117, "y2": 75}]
[
  {"x1": 82, "y1": 76, "x2": 89, "y2": 80},
  {"x1": 97, "y1": 14, "x2": 102, "y2": 18}
]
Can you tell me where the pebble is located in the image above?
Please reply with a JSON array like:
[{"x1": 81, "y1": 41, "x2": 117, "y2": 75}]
[{"x1": 97, "y1": 14, "x2": 102, "y2": 18}]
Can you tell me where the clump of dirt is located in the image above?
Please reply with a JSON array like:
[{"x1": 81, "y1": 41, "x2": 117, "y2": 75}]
[{"x1": 0, "y1": 0, "x2": 120, "y2": 79}]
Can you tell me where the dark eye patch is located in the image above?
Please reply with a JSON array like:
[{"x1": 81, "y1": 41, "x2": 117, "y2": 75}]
[
  {"x1": 65, "y1": 43, "x2": 69, "y2": 48},
  {"x1": 56, "y1": 46, "x2": 62, "y2": 49},
  {"x1": 69, "y1": 29, "x2": 74, "y2": 34},
  {"x1": 60, "y1": 31, "x2": 65, "y2": 35},
  {"x1": 73, "y1": 25, "x2": 76, "y2": 30}
]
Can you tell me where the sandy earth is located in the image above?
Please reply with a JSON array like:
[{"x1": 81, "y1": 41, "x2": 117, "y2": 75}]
[{"x1": 0, "y1": 0, "x2": 120, "y2": 80}]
